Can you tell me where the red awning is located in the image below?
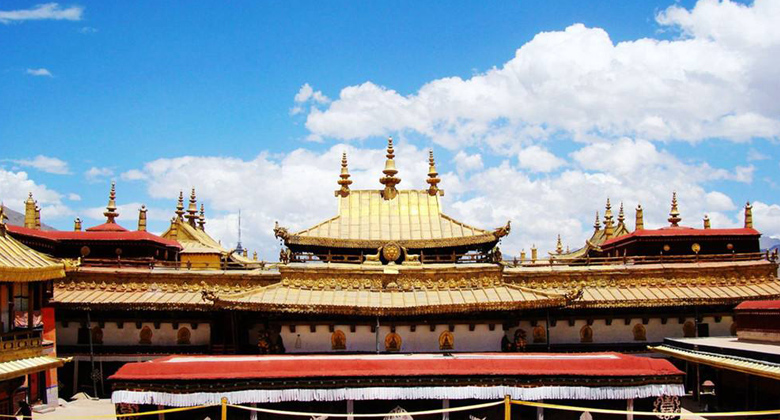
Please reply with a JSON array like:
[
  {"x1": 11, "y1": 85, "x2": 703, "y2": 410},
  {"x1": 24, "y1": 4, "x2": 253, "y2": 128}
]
[
  {"x1": 736, "y1": 300, "x2": 780, "y2": 311},
  {"x1": 110, "y1": 352, "x2": 682, "y2": 381},
  {"x1": 7, "y1": 225, "x2": 181, "y2": 249}
]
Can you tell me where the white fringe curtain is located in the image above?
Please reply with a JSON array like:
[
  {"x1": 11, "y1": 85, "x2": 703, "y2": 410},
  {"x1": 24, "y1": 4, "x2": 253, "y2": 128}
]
[{"x1": 112, "y1": 384, "x2": 685, "y2": 407}]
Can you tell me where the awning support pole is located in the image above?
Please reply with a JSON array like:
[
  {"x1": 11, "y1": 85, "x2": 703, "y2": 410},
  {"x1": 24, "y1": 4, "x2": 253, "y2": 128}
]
[
  {"x1": 504, "y1": 395, "x2": 511, "y2": 420},
  {"x1": 221, "y1": 397, "x2": 228, "y2": 420}
]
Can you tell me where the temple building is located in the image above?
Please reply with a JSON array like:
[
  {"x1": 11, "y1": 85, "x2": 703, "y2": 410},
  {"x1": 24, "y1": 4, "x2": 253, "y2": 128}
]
[
  {"x1": 0, "y1": 205, "x2": 71, "y2": 415},
  {"x1": 1, "y1": 138, "x2": 777, "y2": 418}
]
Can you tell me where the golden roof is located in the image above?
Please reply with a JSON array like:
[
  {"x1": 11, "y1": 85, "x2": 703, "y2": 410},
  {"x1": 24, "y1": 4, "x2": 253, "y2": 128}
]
[
  {"x1": 0, "y1": 215, "x2": 66, "y2": 282},
  {"x1": 212, "y1": 281, "x2": 564, "y2": 315},
  {"x1": 163, "y1": 218, "x2": 225, "y2": 255},
  {"x1": 282, "y1": 190, "x2": 508, "y2": 249},
  {"x1": 0, "y1": 356, "x2": 70, "y2": 381},
  {"x1": 652, "y1": 344, "x2": 780, "y2": 381}
]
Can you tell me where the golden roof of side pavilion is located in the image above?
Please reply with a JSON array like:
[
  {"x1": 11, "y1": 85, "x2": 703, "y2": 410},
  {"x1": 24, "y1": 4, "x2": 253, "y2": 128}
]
[{"x1": 0, "y1": 204, "x2": 67, "y2": 282}]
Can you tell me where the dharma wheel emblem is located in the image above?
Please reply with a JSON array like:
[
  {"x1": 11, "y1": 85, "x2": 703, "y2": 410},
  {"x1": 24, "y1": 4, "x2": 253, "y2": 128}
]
[
  {"x1": 382, "y1": 242, "x2": 402, "y2": 263},
  {"x1": 653, "y1": 395, "x2": 680, "y2": 420}
]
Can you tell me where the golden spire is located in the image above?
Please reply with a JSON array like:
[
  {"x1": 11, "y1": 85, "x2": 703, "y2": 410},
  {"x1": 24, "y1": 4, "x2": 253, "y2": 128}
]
[
  {"x1": 243, "y1": 248, "x2": 248, "y2": 258},
  {"x1": 426, "y1": 149, "x2": 443, "y2": 196},
  {"x1": 24, "y1": 192, "x2": 36, "y2": 228},
  {"x1": 198, "y1": 203, "x2": 206, "y2": 230},
  {"x1": 334, "y1": 152, "x2": 352, "y2": 198},
  {"x1": 175, "y1": 191, "x2": 185, "y2": 221},
  {"x1": 593, "y1": 211, "x2": 601, "y2": 232},
  {"x1": 703, "y1": 214, "x2": 711, "y2": 229},
  {"x1": 379, "y1": 136, "x2": 401, "y2": 200},
  {"x1": 74, "y1": 217, "x2": 82, "y2": 231},
  {"x1": 531, "y1": 244, "x2": 538, "y2": 262},
  {"x1": 617, "y1": 202, "x2": 625, "y2": 227},
  {"x1": 744, "y1": 202, "x2": 753, "y2": 229},
  {"x1": 253, "y1": 251, "x2": 258, "y2": 261},
  {"x1": 520, "y1": 249, "x2": 526, "y2": 262},
  {"x1": 668, "y1": 192, "x2": 681, "y2": 227},
  {"x1": 0, "y1": 203, "x2": 6, "y2": 237},
  {"x1": 103, "y1": 181, "x2": 119, "y2": 224},
  {"x1": 556, "y1": 234, "x2": 563, "y2": 254},
  {"x1": 635, "y1": 204, "x2": 644, "y2": 231},
  {"x1": 603, "y1": 198, "x2": 614, "y2": 239},
  {"x1": 168, "y1": 217, "x2": 178, "y2": 238},
  {"x1": 34, "y1": 205, "x2": 41, "y2": 230},
  {"x1": 185, "y1": 188, "x2": 198, "y2": 227},
  {"x1": 138, "y1": 205, "x2": 147, "y2": 232}
]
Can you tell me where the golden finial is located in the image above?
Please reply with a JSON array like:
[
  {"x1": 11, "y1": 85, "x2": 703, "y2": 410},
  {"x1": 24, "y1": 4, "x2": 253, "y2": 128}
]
[
  {"x1": 744, "y1": 202, "x2": 753, "y2": 229},
  {"x1": 253, "y1": 251, "x2": 258, "y2": 261},
  {"x1": 138, "y1": 205, "x2": 147, "y2": 232},
  {"x1": 74, "y1": 217, "x2": 82, "y2": 231},
  {"x1": 520, "y1": 249, "x2": 526, "y2": 262},
  {"x1": 198, "y1": 203, "x2": 206, "y2": 230},
  {"x1": 635, "y1": 204, "x2": 644, "y2": 231},
  {"x1": 335, "y1": 152, "x2": 353, "y2": 197},
  {"x1": 185, "y1": 188, "x2": 198, "y2": 227},
  {"x1": 426, "y1": 149, "x2": 443, "y2": 196},
  {"x1": 603, "y1": 199, "x2": 614, "y2": 239},
  {"x1": 243, "y1": 248, "x2": 248, "y2": 258},
  {"x1": 175, "y1": 191, "x2": 185, "y2": 221},
  {"x1": 703, "y1": 214, "x2": 711, "y2": 229},
  {"x1": 593, "y1": 211, "x2": 601, "y2": 232},
  {"x1": 556, "y1": 235, "x2": 563, "y2": 254},
  {"x1": 531, "y1": 244, "x2": 538, "y2": 262},
  {"x1": 24, "y1": 192, "x2": 36, "y2": 228},
  {"x1": 617, "y1": 202, "x2": 625, "y2": 227},
  {"x1": 379, "y1": 136, "x2": 401, "y2": 200},
  {"x1": 0, "y1": 203, "x2": 6, "y2": 237},
  {"x1": 668, "y1": 192, "x2": 681, "y2": 227},
  {"x1": 34, "y1": 205, "x2": 41, "y2": 230},
  {"x1": 103, "y1": 181, "x2": 119, "y2": 224},
  {"x1": 168, "y1": 217, "x2": 178, "y2": 238}
]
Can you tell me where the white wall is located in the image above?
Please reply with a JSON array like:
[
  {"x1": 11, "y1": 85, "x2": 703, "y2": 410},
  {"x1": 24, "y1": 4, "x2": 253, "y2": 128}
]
[
  {"x1": 56, "y1": 322, "x2": 210, "y2": 346},
  {"x1": 271, "y1": 323, "x2": 505, "y2": 353}
]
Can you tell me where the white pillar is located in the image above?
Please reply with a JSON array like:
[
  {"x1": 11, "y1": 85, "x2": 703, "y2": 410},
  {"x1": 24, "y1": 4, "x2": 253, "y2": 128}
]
[
  {"x1": 627, "y1": 399, "x2": 634, "y2": 420},
  {"x1": 536, "y1": 400, "x2": 543, "y2": 420},
  {"x1": 250, "y1": 403, "x2": 258, "y2": 420},
  {"x1": 442, "y1": 399, "x2": 450, "y2": 420},
  {"x1": 347, "y1": 399, "x2": 354, "y2": 420}
]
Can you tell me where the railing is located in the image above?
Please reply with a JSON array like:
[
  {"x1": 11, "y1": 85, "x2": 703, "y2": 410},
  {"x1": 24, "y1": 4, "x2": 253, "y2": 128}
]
[
  {"x1": 290, "y1": 250, "x2": 493, "y2": 264},
  {"x1": 81, "y1": 257, "x2": 272, "y2": 271},
  {"x1": 503, "y1": 250, "x2": 777, "y2": 268},
  {"x1": 0, "y1": 330, "x2": 43, "y2": 362}
]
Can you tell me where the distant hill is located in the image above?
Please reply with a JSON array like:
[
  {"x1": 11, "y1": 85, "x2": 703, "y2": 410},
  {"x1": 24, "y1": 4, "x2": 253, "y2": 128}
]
[
  {"x1": 760, "y1": 236, "x2": 780, "y2": 253},
  {"x1": 2, "y1": 206, "x2": 57, "y2": 231}
]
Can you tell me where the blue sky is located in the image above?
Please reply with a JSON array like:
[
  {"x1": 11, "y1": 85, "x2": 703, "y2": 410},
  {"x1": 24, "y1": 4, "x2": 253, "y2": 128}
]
[{"x1": 1, "y1": 0, "x2": 778, "y2": 258}]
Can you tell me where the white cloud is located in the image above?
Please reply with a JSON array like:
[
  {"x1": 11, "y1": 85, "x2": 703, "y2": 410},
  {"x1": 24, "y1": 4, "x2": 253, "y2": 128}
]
[
  {"x1": 750, "y1": 201, "x2": 780, "y2": 236},
  {"x1": 0, "y1": 169, "x2": 70, "y2": 218},
  {"x1": 452, "y1": 151, "x2": 483, "y2": 174},
  {"x1": 291, "y1": 83, "x2": 330, "y2": 116},
  {"x1": 120, "y1": 169, "x2": 148, "y2": 181},
  {"x1": 78, "y1": 26, "x2": 97, "y2": 34},
  {"x1": 67, "y1": 193, "x2": 81, "y2": 201},
  {"x1": 0, "y1": 3, "x2": 83, "y2": 24},
  {"x1": 84, "y1": 167, "x2": 114, "y2": 182},
  {"x1": 12, "y1": 155, "x2": 69, "y2": 174},
  {"x1": 82, "y1": 202, "x2": 169, "y2": 226},
  {"x1": 517, "y1": 145, "x2": 565, "y2": 173},
  {"x1": 747, "y1": 148, "x2": 770, "y2": 161},
  {"x1": 301, "y1": 0, "x2": 780, "y2": 150},
  {"x1": 26, "y1": 68, "x2": 53, "y2": 77}
]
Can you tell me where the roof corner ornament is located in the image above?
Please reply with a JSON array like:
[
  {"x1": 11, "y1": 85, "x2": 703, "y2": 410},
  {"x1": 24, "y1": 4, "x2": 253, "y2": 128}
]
[
  {"x1": 668, "y1": 191, "x2": 682, "y2": 227},
  {"x1": 564, "y1": 286, "x2": 584, "y2": 304},
  {"x1": 138, "y1": 205, "x2": 148, "y2": 232},
  {"x1": 603, "y1": 199, "x2": 614, "y2": 239},
  {"x1": 635, "y1": 204, "x2": 644, "y2": 231},
  {"x1": 103, "y1": 181, "x2": 119, "y2": 224},
  {"x1": 198, "y1": 203, "x2": 206, "y2": 230},
  {"x1": 494, "y1": 220, "x2": 511, "y2": 238},
  {"x1": 335, "y1": 152, "x2": 353, "y2": 198},
  {"x1": 426, "y1": 149, "x2": 443, "y2": 196},
  {"x1": 273, "y1": 221, "x2": 290, "y2": 241},
  {"x1": 185, "y1": 188, "x2": 199, "y2": 227},
  {"x1": 175, "y1": 190, "x2": 185, "y2": 221},
  {"x1": 703, "y1": 214, "x2": 711, "y2": 229},
  {"x1": 379, "y1": 136, "x2": 401, "y2": 200},
  {"x1": 744, "y1": 201, "x2": 753, "y2": 229}
]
